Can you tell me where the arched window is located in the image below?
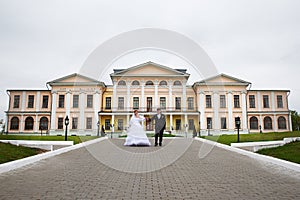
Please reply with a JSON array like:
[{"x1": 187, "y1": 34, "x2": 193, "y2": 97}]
[
  {"x1": 159, "y1": 81, "x2": 168, "y2": 86},
  {"x1": 132, "y1": 80, "x2": 140, "y2": 86},
  {"x1": 10, "y1": 117, "x2": 19, "y2": 130},
  {"x1": 249, "y1": 116, "x2": 258, "y2": 130},
  {"x1": 39, "y1": 117, "x2": 49, "y2": 130},
  {"x1": 145, "y1": 81, "x2": 154, "y2": 86},
  {"x1": 25, "y1": 117, "x2": 34, "y2": 130},
  {"x1": 173, "y1": 80, "x2": 182, "y2": 86},
  {"x1": 264, "y1": 116, "x2": 273, "y2": 130},
  {"x1": 278, "y1": 116, "x2": 287, "y2": 129},
  {"x1": 118, "y1": 80, "x2": 126, "y2": 86}
]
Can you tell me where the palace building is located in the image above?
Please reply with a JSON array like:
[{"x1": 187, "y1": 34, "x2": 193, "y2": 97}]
[{"x1": 5, "y1": 62, "x2": 292, "y2": 136}]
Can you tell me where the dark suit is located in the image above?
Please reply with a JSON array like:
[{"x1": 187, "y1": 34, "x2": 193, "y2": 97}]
[{"x1": 150, "y1": 114, "x2": 166, "y2": 145}]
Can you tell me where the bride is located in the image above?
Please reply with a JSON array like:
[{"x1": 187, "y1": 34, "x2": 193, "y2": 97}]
[{"x1": 124, "y1": 110, "x2": 151, "y2": 146}]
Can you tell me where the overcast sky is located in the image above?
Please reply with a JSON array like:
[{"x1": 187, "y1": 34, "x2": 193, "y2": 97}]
[{"x1": 0, "y1": 0, "x2": 300, "y2": 120}]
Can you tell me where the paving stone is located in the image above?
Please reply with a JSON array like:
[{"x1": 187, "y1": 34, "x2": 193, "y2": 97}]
[{"x1": 0, "y1": 139, "x2": 300, "y2": 199}]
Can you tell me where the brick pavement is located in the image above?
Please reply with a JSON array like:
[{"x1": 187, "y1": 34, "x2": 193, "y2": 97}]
[{"x1": 0, "y1": 138, "x2": 300, "y2": 199}]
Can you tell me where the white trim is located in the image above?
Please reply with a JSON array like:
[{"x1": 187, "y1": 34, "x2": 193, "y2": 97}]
[
  {"x1": 0, "y1": 138, "x2": 107, "y2": 174},
  {"x1": 194, "y1": 137, "x2": 300, "y2": 172}
]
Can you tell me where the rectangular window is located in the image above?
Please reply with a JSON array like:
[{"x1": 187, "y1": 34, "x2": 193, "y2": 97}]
[
  {"x1": 87, "y1": 95, "x2": 93, "y2": 108},
  {"x1": 207, "y1": 117, "x2": 212, "y2": 129},
  {"x1": 175, "y1": 97, "x2": 181, "y2": 110},
  {"x1": 206, "y1": 95, "x2": 212, "y2": 108},
  {"x1": 147, "y1": 97, "x2": 152, "y2": 111},
  {"x1": 187, "y1": 97, "x2": 194, "y2": 110},
  {"x1": 234, "y1": 95, "x2": 240, "y2": 108},
  {"x1": 105, "y1": 97, "x2": 111, "y2": 109},
  {"x1": 28, "y1": 95, "x2": 34, "y2": 108},
  {"x1": 160, "y1": 97, "x2": 166, "y2": 109},
  {"x1": 57, "y1": 118, "x2": 64, "y2": 129},
  {"x1": 249, "y1": 95, "x2": 256, "y2": 108},
  {"x1": 133, "y1": 97, "x2": 139, "y2": 109},
  {"x1": 118, "y1": 97, "x2": 124, "y2": 110},
  {"x1": 221, "y1": 117, "x2": 227, "y2": 129},
  {"x1": 117, "y1": 119, "x2": 123, "y2": 130},
  {"x1": 72, "y1": 117, "x2": 78, "y2": 129},
  {"x1": 58, "y1": 95, "x2": 65, "y2": 108},
  {"x1": 13, "y1": 95, "x2": 20, "y2": 108},
  {"x1": 277, "y1": 95, "x2": 283, "y2": 108},
  {"x1": 42, "y1": 95, "x2": 49, "y2": 108},
  {"x1": 73, "y1": 95, "x2": 79, "y2": 108},
  {"x1": 86, "y1": 117, "x2": 92, "y2": 129},
  {"x1": 105, "y1": 119, "x2": 111, "y2": 130},
  {"x1": 220, "y1": 95, "x2": 226, "y2": 108},
  {"x1": 263, "y1": 95, "x2": 269, "y2": 108}
]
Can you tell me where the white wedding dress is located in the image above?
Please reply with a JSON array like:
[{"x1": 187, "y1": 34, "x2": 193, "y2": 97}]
[{"x1": 124, "y1": 115, "x2": 151, "y2": 146}]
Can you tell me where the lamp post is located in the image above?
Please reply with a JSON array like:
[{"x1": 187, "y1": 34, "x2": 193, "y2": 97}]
[
  {"x1": 64, "y1": 115, "x2": 69, "y2": 141},
  {"x1": 198, "y1": 121, "x2": 201, "y2": 137},
  {"x1": 259, "y1": 125, "x2": 262, "y2": 134},
  {"x1": 185, "y1": 124, "x2": 188, "y2": 138},
  {"x1": 97, "y1": 121, "x2": 100, "y2": 137},
  {"x1": 235, "y1": 117, "x2": 241, "y2": 142}
]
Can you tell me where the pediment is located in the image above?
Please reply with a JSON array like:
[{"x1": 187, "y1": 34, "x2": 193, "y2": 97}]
[
  {"x1": 47, "y1": 73, "x2": 105, "y2": 86},
  {"x1": 194, "y1": 74, "x2": 251, "y2": 86},
  {"x1": 111, "y1": 62, "x2": 189, "y2": 77}
]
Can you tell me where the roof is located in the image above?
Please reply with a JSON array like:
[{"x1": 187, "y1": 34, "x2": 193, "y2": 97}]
[
  {"x1": 193, "y1": 73, "x2": 251, "y2": 86},
  {"x1": 110, "y1": 61, "x2": 190, "y2": 78},
  {"x1": 47, "y1": 73, "x2": 106, "y2": 87}
]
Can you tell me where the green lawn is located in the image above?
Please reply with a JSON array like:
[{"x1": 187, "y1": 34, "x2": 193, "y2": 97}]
[
  {"x1": 257, "y1": 141, "x2": 300, "y2": 164},
  {"x1": 0, "y1": 142, "x2": 45, "y2": 164},
  {"x1": 0, "y1": 135, "x2": 98, "y2": 144},
  {"x1": 201, "y1": 131, "x2": 300, "y2": 145}
]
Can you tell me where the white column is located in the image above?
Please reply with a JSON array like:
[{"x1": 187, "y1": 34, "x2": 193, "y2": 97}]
[
  {"x1": 36, "y1": 91, "x2": 40, "y2": 112},
  {"x1": 66, "y1": 90, "x2": 71, "y2": 117},
  {"x1": 34, "y1": 114, "x2": 38, "y2": 133},
  {"x1": 126, "y1": 81, "x2": 131, "y2": 111},
  {"x1": 213, "y1": 91, "x2": 219, "y2": 130},
  {"x1": 94, "y1": 91, "x2": 100, "y2": 132},
  {"x1": 184, "y1": 114, "x2": 188, "y2": 132},
  {"x1": 112, "y1": 80, "x2": 117, "y2": 112},
  {"x1": 126, "y1": 114, "x2": 130, "y2": 128},
  {"x1": 199, "y1": 91, "x2": 205, "y2": 130},
  {"x1": 21, "y1": 91, "x2": 26, "y2": 112},
  {"x1": 5, "y1": 113, "x2": 8, "y2": 133},
  {"x1": 79, "y1": 91, "x2": 85, "y2": 131},
  {"x1": 274, "y1": 114, "x2": 278, "y2": 132},
  {"x1": 50, "y1": 91, "x2": 57, "y2": 130},
  {"x1": 228, "y1": 91, "x2": 233, "y2": 131},
  {"x1": 257, "y1": 92, "x2": 262, "y2": 111},
  {"x1": 141, "y1": 81, "x2": 145, "y2": 111},
  {"x1": 34, "y1": 91, "x2": 41, "y2": 133},
  {"x1": 154, "y1": 80, "x2": 158, "y2": 109},
  {"x1": 289, "y1": 112, "x2": 293, "y2": 131},
  {"x1": 259, "y1": 114, "x2": 263, "y2": 129},
  {"x1": 271, "y1": 92, "x2": 275, "y2": 111},
  {"x1": 170, "y1": 114, "x2": 173, "y2": 131},
  {"x1": 20, "y1": 114, "x2": 24, "y2": 132},
  {"x1": 182, "y1": 80, "x2": 187, "y2": 111},
  {"x1": 241, "y1": 91, "x2": 248, "y2": 131},
  {"x1": 168, "y1": 80, "x2": 173, "y2": 111},
  {"x1": 112, "y1": 114, "x2": 115, "y2": 133}
]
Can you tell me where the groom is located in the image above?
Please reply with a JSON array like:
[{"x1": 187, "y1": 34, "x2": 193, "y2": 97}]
[{"x1": 149, "y1": 108, "x2": 166, "y2": 146}]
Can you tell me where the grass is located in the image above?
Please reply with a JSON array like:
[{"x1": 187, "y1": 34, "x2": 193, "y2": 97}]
[
  {"x1": 0, "y1": 135, "x2": 98, "y2": 144},
  {"x1": 201, "y1": 131, "x2": 300, "y2": 145},
  {"x1": 0, "y1": 142, "x2": 46, "y2": 164},
  {"x1": 257, "y1": 141, "x2": 300, "y2": 164}
]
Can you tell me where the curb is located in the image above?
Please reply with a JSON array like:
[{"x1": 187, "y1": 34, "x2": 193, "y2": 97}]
[
  {"x1": 194, "y1": 137, "x2": 300, "y2": 173},
  {"x1": 0, "y1": 137, "x2": 107, "y2": 174}
]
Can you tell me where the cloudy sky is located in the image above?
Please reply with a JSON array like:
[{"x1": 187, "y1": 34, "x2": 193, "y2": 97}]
[{"x1": 0, "y1": 0, "x2": 300, "y2": 120}]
